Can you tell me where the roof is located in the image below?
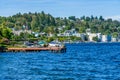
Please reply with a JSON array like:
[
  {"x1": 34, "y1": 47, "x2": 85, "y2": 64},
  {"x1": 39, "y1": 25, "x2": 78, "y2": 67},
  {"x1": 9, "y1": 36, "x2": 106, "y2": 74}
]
[{"x1": 38, "y1": 41, "x2": 47, "y2": 45}]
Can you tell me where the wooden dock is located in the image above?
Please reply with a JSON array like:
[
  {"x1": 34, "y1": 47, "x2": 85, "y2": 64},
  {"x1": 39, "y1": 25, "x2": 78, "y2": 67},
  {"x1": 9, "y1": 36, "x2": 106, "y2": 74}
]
[{"x1": 6, "y1": 47, "x2": 66, "y2": 53}]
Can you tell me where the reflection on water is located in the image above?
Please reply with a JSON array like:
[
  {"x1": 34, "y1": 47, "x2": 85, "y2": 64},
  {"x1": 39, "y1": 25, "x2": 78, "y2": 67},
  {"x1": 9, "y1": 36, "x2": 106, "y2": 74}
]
[{"x1": 0, "y1": 43, "x2": 120, "y2": 80}]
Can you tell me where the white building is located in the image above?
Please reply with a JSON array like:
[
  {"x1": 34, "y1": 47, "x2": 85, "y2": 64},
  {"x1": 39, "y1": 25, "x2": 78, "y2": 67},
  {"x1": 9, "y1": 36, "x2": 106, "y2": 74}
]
[
  {"x1": 86, "y1": 28, "x2": 91, "y2": 35},
  {"x1": 111, "y1": 37, "x2": 117, "y2": 42},
  {"x1": 117, "y1": 33, "x2": 120, "y2": 42},
  {"x1": 75, "y1": 33, "x2": 81, "y2": 37},
  {"x1": 102, "y1": 35, "x2": 107, "y2": 42},
  {"x1": 102, "y1": 35, "x2": 111, "y2": 42},
  {"x1": 88, "y1": 33, "x2": 97, "y2": 42},
  {"x1": 12, "y1": 29, "x2": 32, "y2": 35},
  {"x1": 97, "y1": 33, "x2": 102, "y2": 42},
  {"x1": 57, "y1": 33, "x2": 64, "y2": 36},
  {"x1": 81, "y1": 33, "x2": 86, "y2": 41},
  {"x1": 62, "y1": 29, "x2": 77, "y2": 37},
  {"x1": 87, "y1": 33, "x2": 102, "y2": 42}
]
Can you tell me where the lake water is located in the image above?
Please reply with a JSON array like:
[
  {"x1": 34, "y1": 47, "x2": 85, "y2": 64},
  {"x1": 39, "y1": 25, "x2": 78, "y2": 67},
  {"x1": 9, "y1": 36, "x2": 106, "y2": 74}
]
[{"x1": 0, "y1": 43, "x2": 120, "y2": 80}]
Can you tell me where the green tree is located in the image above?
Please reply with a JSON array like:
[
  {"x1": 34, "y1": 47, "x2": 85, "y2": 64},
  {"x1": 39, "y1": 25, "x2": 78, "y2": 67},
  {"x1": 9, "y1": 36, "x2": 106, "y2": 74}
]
[
  {"x1": 112, "y1": 32, "x2": 118, "y2": 38},
  {"x1": 92, "y1": 36, "x2": 99, "y2": 42}
]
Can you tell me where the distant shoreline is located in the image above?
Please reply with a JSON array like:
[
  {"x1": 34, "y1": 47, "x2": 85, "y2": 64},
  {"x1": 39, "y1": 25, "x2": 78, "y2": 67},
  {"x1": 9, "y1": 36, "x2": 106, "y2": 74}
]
[{"x1": 64, "y1": 42, "x2": 120, "y2": 44}]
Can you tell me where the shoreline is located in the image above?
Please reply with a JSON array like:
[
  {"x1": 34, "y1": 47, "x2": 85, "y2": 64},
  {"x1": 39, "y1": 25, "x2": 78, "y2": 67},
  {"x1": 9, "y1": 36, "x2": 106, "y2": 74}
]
[{"x1": 64, "y1": 41, "x2": 120, "y2": 44}]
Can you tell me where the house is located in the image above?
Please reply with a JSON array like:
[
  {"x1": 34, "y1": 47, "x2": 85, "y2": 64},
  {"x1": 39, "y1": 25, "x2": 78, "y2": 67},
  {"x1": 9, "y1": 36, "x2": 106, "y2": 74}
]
[
  {"x1": 102, "y1": 35, "x2": 111, "y2": 42},
  {"x1": 102, "y1": 35, "x2": 107, "y2": 42},
  {"x1": 75, "y1": 33, "x2": 81, "y2": 37},
  {"x1": 88, "y1": 33, "x2": 97, "y2": 42},
  {"x1": 97, "y1": 33, "x2": 102, "y2": 42},
  {"x1": 38, "y1": 41, "x2": 47, "y2": 47},
  {"x1": 49, "y1": 42, "x2": 62, "y2": 47},
  {"x1": 12, "y1": 28, "x2": 32, "y2": 35},
  {"x1": 80, "y1": 33, "x2": 86, "y2": 41},
  {"x1": 24, "y1": 41, "x2": 34, "y2": 47},
  {"x1": 64, "y1": 29, "x2": 77, "y2": 36},
  {"x1": 117, "y1": 33, "x2": 120, "y2": 42},
  {"x1": 64, "y1": 30, "x2": 72, "y2": 36},
  {"x1": 86, "y1": 28, "x2": 91, "y2": 35},
  {"x1": 87, "y1": 33, "x2": 102, "y2": 42},
  {"x1": 35, "y1": 33, "x2": 39, "y2": 37},
  {"x1": 57, "y1": 33, "x2": 64, "y2": 36},
  {"x1": 111, "y1": 37, "x2": 118, "y2": 42}
]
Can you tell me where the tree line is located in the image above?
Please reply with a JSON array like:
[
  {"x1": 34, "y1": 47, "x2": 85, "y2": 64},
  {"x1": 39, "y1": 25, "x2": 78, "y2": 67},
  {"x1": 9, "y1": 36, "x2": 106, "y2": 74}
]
[{"x1": 0, "y1": 11, "x2": 120, "y2": 41}]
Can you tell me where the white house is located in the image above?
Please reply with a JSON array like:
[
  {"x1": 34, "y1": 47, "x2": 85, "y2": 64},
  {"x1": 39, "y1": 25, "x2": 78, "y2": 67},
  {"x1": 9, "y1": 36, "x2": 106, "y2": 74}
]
[
  {"x1": 75, "y1": 33, "x2": 81, "y2": 37},
  {"x1": 86, "y1": 28, "x2": 91, "y2": 35},
  {"x1": 117, "y1": 33, "x2": 120, "y2": 42},
  {"x1": 49, "y1": 42, "x2": 62, "y2": 47},
  {"x1": 102, "y1": 35, "x2": 111, "y2": 42},
  {"x1": 57, "y1": 33, "x2": 64, "y2": 36},
  {"x1": 63, "y1": 29, "x2": 77, "y2": 36},
  {"x1": 88, "y1": 33, "x2": 97, "y2": 42},
  {"x1": 64, "y1": 30, "x2": 72, "y2": 36},
  {"x1": 111, "y1": 37, "x2": 117, "y2": 42},
  {"x1": 79, "y1": 33, "x2": 86, "y2": 41},
  {"x1": 12, "y1": 28, "x2": 32, "y2": 35},
  {"x1": 97, "y1": 33, "x2": 102, "y2": 42}
]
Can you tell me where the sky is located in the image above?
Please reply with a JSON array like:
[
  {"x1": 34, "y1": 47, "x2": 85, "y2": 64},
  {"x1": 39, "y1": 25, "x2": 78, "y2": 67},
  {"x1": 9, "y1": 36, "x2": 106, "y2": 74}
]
[{"x1": 0, "y1": 0, "x2": 120, "y2": 19}]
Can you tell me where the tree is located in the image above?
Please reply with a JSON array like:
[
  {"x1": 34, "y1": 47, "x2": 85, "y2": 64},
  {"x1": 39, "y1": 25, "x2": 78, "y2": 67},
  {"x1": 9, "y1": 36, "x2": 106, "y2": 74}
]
[
  {"x1": 86, "y1": 17, "x2": 90, "y2": 21},
  {"x1": 112, "y1": 32, "x2": 118, "y2": 38},
  {"x1": 79, "y1": 27, "x2": 85, "y2": 33},
  {"x1": 0, "y1": 23, "x2": 12, "y2": 39},
  {"x1": 69, "y1": 16, "x2": 76, "y2": 21},
  {"x1": 80, "y1": 16, "x2": 85, "y2": 20},
  {"x1": 31, "y1": 16, "x2": 39, "y2": 31},
  {"x1": 47, "y1": 37, "x2": 54, "y2": 42},
  {"x1": 92, "y1": 36, "x2": 99, "y2": 42},
  {"x1": 99, "y1": 16, "x2": 104, "y2": 21},
  {"x1": 2, "y1": 28, "x2": 12, "y2": 39}
]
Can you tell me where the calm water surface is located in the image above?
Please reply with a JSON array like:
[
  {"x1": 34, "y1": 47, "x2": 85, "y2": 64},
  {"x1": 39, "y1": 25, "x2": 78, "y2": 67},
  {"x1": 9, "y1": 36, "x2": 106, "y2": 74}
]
[{"x1": 0, "y1": 43, "x2": 120, "y2": 80}]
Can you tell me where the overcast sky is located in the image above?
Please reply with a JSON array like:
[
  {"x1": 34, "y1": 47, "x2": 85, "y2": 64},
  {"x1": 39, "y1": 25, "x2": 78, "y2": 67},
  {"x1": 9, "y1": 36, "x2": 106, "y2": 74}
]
[{"x1": 0, "y1": 0, "x2": 120, "y2": 19}]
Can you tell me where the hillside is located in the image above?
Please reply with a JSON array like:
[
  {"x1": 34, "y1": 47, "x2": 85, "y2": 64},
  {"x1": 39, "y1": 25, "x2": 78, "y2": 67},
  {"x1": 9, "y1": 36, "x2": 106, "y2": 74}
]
[{"x1": 0, "y1": 11, "x2": 120, "y2": 40}]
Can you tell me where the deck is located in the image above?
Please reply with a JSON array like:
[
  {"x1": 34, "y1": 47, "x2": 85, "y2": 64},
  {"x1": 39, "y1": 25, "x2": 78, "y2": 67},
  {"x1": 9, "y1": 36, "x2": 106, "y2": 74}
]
[{"x1": 7, "y1": 47, "x2": 66, "y2": 53}]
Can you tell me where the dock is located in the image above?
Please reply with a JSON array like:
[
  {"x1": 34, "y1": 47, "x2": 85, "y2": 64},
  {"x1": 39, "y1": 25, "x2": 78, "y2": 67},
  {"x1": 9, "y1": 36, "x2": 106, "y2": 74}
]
[{"x1": 6, "y1": 47, "x2": 66, "y2": 53}]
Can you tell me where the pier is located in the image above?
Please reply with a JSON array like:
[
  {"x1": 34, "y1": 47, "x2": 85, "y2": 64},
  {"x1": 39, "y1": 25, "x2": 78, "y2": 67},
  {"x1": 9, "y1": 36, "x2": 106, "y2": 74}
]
[{"x1": 6, "y1": 47, "x2": 66, "y2": 53}]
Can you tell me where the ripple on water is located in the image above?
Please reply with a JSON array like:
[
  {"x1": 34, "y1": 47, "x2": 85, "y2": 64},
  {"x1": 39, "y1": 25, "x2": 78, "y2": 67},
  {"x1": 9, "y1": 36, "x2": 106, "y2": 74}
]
[{"x1": 0, "y1": 43, "x2": 120, "y2": 80}]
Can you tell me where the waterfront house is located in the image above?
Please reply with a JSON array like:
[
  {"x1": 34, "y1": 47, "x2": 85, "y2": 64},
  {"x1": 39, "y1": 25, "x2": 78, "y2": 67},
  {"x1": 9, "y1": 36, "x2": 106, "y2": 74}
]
[
  {"x1": 87, "y1": 33, "x2": 102, "y2": 42},
  {"x1": 117, "y1": 33, "x2": 120, "y2": 42},
  {"x1": 79, "y1": 33, "x2": 86, "y2": 41},
  {"x1": 24, "y1": 41, "x2": 34, "y2": 47},
  {"x1": 88, "y1": 33, "x2": 97, "y2": 42},
  {"x1": 86, "y1": 28, "x2": 91, "y2": 35},
  {"x1": 38, "y1": 41, "x2": 47, "y2": 47},
  {"x1": 102, "y1": 35, "x2": 107, "y2": 42},
  {"x1": 97, "y1": 33, "x2": 102, "y2": 42},
  {"x1": 102, "y1": 35, "x2": 111, "y2": 42},
  {"x1": 49, "y1": 41, "x2": 63, "y2": 47},
  {"x1": 49, "y1": 42, "x2": 59, "y2": 47},
  {"x1": 111, "y1": 37, "x2": 118, "y2": 42}
]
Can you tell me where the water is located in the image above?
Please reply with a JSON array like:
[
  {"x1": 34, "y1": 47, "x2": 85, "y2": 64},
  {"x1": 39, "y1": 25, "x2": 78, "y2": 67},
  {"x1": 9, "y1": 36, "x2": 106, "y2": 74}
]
[{"x1": 0, "y1": 43, "x2": 120, "y2": 80}]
